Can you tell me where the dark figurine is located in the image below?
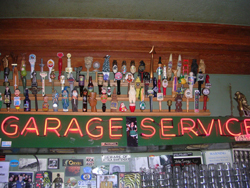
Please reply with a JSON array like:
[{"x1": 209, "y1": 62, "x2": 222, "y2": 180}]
[
  {"x1": 71, "y1": 87, "x2": 78, "y2": 112},
  {"x1": 2, "y1": 55, "x2": 10, "y2": 86},
  {"x1": 82, "y1": 88, "x2": 88, "y2": 112},
  {"x1": 4, "y1": 86, "x2": 11, "y2": 111},
  {"x1": 175, "y1": 94, "x2": 183, "y2": 112},
  {"x1": 74, "y1": 66, "x2": 82, "y2": 82},
  {"x1": 234, "y1": 91, "x2": 250, "y2": 117},
  {"x1": 29, "y1": 70, "x2": 42, "y2": 111},
  {"x1": 191, "y1": 59, "x2": 198, "y2": 84},
  {"x1": 62, "y1": 86, "x2": 69, "y2": 112}
]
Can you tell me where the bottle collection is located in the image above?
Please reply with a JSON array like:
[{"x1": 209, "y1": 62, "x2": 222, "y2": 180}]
[{"x1": 0, "y1": 48, "x2": 211, "y2": 113}]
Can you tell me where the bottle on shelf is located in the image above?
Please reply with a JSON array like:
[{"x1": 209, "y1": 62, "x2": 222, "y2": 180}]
[
  {"x1": 88, "y1": 76, "x2": 94, "y2": 95},
  {"x1": 23, "y1": 88, "x2": 31, "y2": 112}
]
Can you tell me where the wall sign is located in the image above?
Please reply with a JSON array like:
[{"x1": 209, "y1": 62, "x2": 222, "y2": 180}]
[
  {"x1": 0, "y1": 115, "x2": 249, "y2": 148},
  {"x1": 62, "y1": 159, "x2": 83, "y2": 166},
  {"x1": 102, "y1": 155, "x2": 131, "y2": 162}
]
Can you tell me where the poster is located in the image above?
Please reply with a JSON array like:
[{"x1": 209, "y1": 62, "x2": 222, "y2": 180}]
[
  {"x1": 109, "y1": 164, "x2": 125, "y2": 175},
  {"x1": 9, "y1": 171, "x2": 33, "y2": 188},
  {"x1": 129, "y1": 157, "x2": 148, "y2": 172},
  {"x1": 173, "y1": 156, "x2": 203, "y2": 168},
  {"x1": 52, "y1": 172, "x2": 64, "y2": 188},
  {"x1": 205, "y1": 150, "x2": 232, "y2": 164},
  {"x1": 126, "y1": 117, "x2": 138, "y2": 147},
  {"x1": 0, "y1": 162, "x2": 9, "y2": 183},
  {"x1": 35, "y1": 171, "x2": 52, "y2": 188},
  {"x1": 97, "y1": 175, "x2": 117, "y2": 188},
  {"x1": 118, "y1": 172, "x2": 140, "y2": 188},
  {"x1": 65, "y1": 166, "x2": 80, "y2": 176},
  {"x1": 19, "y1": 158, "x2": 47, "y2": 171},
  {"x1": 48, "y1": 158, "x2": 59, "y2": 169}
]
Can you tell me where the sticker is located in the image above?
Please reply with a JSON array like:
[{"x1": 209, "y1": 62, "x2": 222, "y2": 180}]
[
  {"x1": 81, "y1": 173, "x2": 92, "y2": 180},
  {"x1": 102, "y1": 155, "x2": 131, "y2": 162},
  {"x1": 10, "y1": 159, "x2": 19, "y2": 167},
  {"x1": 2, "y1": 141, "x2": 11, "y2": 147},
  {"x1": 85, "y1": 157, "x2": 94, "y2": 166}
]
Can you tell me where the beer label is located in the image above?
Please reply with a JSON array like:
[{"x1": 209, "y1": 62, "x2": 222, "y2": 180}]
[
  {"x1": 122, "y1": 65, "x2": 127, "y2": 74},
  {"x1": 130, "y1": 65, "x2": 136, "y2": 74},
  {"x1": 88, "y1": 86, "x2": 93, "y2": 93},
  {"x1": 107, "y1": 87, "x2": 111, "y2": 96}
]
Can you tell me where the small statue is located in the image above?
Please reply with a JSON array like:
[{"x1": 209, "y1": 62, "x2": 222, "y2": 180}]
[
  {"x1": 234, "y1": 91, "x2": 250, "y2": 117},
  {"x1": 52, "y1": 90, "x2": 59, "y2": 112},
  {"x1": 2, "y1": 55, "x2": 10, "y2": 86},
  {"x1": 62, "y1": 86, "x2": 69, "y2": 112},
  {"x1": 88, "y1": 92, "x2": 97, "y2": 112},
  {"x1": 50, "y1": 69, "x2": 56, "y2": 93},
  {"x1": 23, "y1": 88, "x2": 31, "y2": 112},
  {"x1": 14, "y1": 88, "x2": 21, "y2": 111},
  {"x1": 71, "y1": 87, "x2": 78, "y2": 112},
  {"x1": 101, "y1": 87, "x2": 108, "y2": 112},
  {"x1": 20, "y1": 54, "x2": 27, "y2": 95},
  {"x1": 129, "y1": 85, "x2": 136, "y2": 112},
  {"x1": 42, "y1": 95, "x2": 49, "y2": 112},
  {"x1": 82, "y1": 88, "x2": 88, "y2": 112},
  {"x1": 119, "y1": 102, "x2": 127, "y2": 112},
  {"x1": 102, "y1": 55, "x2": 111, "y2": 81},
  {"x1": 85, "y1": 56, "x2": 93, "y2": 83},
  {"x1": 175, "y1": 94, "x2": 182, "y2": 112},
  {"x1": 4, "y1": 86, "x2": 11, "y2": 111}
]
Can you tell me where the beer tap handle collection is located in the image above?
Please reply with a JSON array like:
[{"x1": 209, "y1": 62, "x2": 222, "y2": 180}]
[{"x1": 0, "y1": 49, "x2": 209, "y2": 113}]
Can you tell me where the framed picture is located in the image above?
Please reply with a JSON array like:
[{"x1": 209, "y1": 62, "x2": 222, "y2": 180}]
[
  {"x1": 118, "y1": 172, "x2": 141, "y2": 188},
  {"x1": 126, "y1": 117, "x2": 138, "y2": 147},
  {"x1": 173, "y1": 156, "x2": 203, "y2": 169},
  {"x1": 48, "y1": 158, "x2": 60, "y2": 169},
  {"x1": 97, "y1": 175, "x2": 117, "y2": 188},
  {"x1": 9, "y1": 171, "x2": 33, "y2": 187}
]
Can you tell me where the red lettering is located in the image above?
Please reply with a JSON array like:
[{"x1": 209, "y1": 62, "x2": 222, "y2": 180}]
[{"x1": 44, "y1": 118, "x2": 61, "y2": 137}]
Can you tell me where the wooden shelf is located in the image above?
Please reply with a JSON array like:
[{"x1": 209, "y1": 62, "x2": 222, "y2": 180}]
[{"x1": 0, "y1": 108, "x2": 211, "y2": 116}]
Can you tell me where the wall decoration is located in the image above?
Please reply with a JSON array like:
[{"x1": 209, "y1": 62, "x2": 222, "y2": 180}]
[
  {"x1": 97, "y1": 175, "x2": 117, "y2": 188},
  {"x1": 173, "y1": 156, "x2": 203, "y2": 168},
  {"x1": 126, "y1": 117, "x2": 138, "y2": 147},
  {"x1": 9, "y1": 171, "x2": 33, "y2": 188},
  {"x1": 48, "y1": 158, "x2": 59, "y2": 169},
  {"x1": 109, "y1": 164, "x2": 125, "y2": 175},
  {"x1": 52, "y1": 172, "x2": 64, "y2": 188},
  {"x1": 19, "y1": 158, "x2": 47, "y2": 171},
  {"x1": 118, "y1": 172, "x2": 140, "y2": 188},
  {"x1": 0, "y1": 162, "x2": 9, "y2": 183},
  {"x1": 65, "y1": 166, "x2": 80, "y2": 176},
  {"x1": 35, "y1": 171, "x2": 52, "y2": 188}
]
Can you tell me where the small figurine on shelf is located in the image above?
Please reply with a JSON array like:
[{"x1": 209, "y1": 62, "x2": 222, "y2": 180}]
[
  {"x1": 101, "y1": 87, "x2": 108, "y2": 112},
  {"x1": 176, "y1": 55, "x2": 182, "y2": 80},
  {"x1": 65, "y1": 53, "x2": 73, "y2": 79},
  {"x1": 23, "y1": 88, "x2": 31, "y2": 112},
  {"x1": 42, "y1": 95, "x2": 49, "y2": 112},
  {"x1": 71, "y1": 87, "x2": 78, "y2": 112},
  {"x1": 98, "y1": 73, "x2": 104, "y2": 96},
  {"x1": 157, "y1": 93, "x2": 163, "y2": 112},
  {"x1": 110, "y1": 88, "x2": 118, "y2": 112},
  {"x1": 139, "y1": 86, "x2": 146, "y2": 112},
  {"x1": 88, "y1": 92, "x2": 97, "y2": 112},
  {"x1": 74, "y1": 66, "x2": 82, "y2": 82},
  {"x1": 138, "y1": 60, "x2": 145, "y2": 83},
  {"x1": 119, "y1": 102, "x2": 127, "y2": 112},
  {"x1": 14, "y1": 88, "x2": 21, "y2": 111},
  {"x1": 135, "y1": 76, "x2": 141, "y2": 99},
  {"x1": 39, "y1": 58, "x2": 44, "y2": 82},
  {"x1": 188, "y1": 72, "x2": 194, "y2": 98},
  {"x1": 62, "y1": 86, "x2": 69, "y2": 112},
  {"x1": 175, "y1": 93, "x2": 183, "y2": 112},
  {"x1": 152, "y1": 77, "x2": 157, "y2": 97},
  {"x1": 12, "y1": 63, "x2": 19, "y2": 91},
  {"x1": 148, "y1": 90, "x2": 154, "y2": 112},
  {"x1": 82, "y1": 88, "x2": 88, "y2": 112},
  {"x1": 0, "y1": 93, "x2": 2, "y2": 111},
  {"x1": 52, "y1": 90, "x2": 59, "y2": 112},
  {"x1": 4, "y1": 86, "x2": 11, "y2": 112},
  {"x1": 199, "y1": 59, "x2": 206, "y2": 74},
  {"x1": 29, "y1": 70, "x2": 42, "y2": 111},
  {"x1": 68, "y1": 72, "x2": 75, "y2": 95},
  {"x1": 60, "y1": 75, "x2": 65, "y2": 92}
]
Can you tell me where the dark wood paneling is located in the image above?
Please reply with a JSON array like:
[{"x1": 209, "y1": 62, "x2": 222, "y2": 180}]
[{"x1": 0, "y1": 18, "x2": 250, "y2": 74}]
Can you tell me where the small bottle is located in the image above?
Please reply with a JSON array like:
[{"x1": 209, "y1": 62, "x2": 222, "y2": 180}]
[
  {"x1": 23, "y1": 88, "x2": 31, "y2": 111},
  {"x1": 82, "y1": 88, "x2": 88, "y2": 112},
  {"x1": 107, "y1": 80, "x2": 111, "y2": 97},
  {"x1": 88, "y1": 76, "x2": 94, "y2": 95}
]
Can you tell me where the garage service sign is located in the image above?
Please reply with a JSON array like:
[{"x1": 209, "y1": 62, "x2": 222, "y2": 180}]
[{"x1": 102, "y1": 155, "x2": 131, "y2": 162}]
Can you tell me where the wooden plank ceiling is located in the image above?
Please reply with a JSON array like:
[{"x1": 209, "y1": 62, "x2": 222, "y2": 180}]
[{"x1": 0, "y1": 18, "x2": 250, "y2": 74}]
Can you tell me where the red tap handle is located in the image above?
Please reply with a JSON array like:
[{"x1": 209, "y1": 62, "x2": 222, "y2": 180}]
[
  {"x1": 163, "y1": 87, "x2": 166, "y2": 96},
  {"x1": 203, "y1": 95, "x2": 207, "y2": 111},
  {"x1": 58, "y1": 58, "x2": 62, "y2": 80},
  {"x1": 158, "y1": 79, "x2": 161, "y2": 93}
]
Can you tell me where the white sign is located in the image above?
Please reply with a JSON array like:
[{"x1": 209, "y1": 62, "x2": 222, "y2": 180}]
[
  {"x1": 1, "y1": 141, "x2": 11, "y2": 147},
  {"x1": 205, "y1": 150, "x2": 232, "y2": 164},
  {"x1": 102, "y1": 155, "x2": 131, "y2": 162},
  {"x1": 0, "y1": 162, "x2": 10, "y2": 183},
  {"x1": 235, "y1": 134, "x2": 250, "y2": 141}
]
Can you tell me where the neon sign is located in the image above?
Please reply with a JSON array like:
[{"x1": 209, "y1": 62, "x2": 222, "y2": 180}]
[{"x1": 1, "y1": 116, "x2": 249, "y2": 140}]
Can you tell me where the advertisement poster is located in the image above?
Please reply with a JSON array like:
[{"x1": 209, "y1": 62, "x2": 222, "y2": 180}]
[
  {"x1": 35, "y1": 171, "x2": 52, "y2": 188},
  {"x1": 118, "y1": 172, "x2": 140, "y2": 188},
  {"x1": 109, "y1": 164, "x2": 125, "y2": 175},
  {"x1": 97, "y1": 175, "x2": 117, "y2": 188},
  {"x1": 126, "y1": 117, "x2": 138, "y2": 147},
  {"x1": 65, "y1": 166, "x2": 80, "y2": 176}
]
